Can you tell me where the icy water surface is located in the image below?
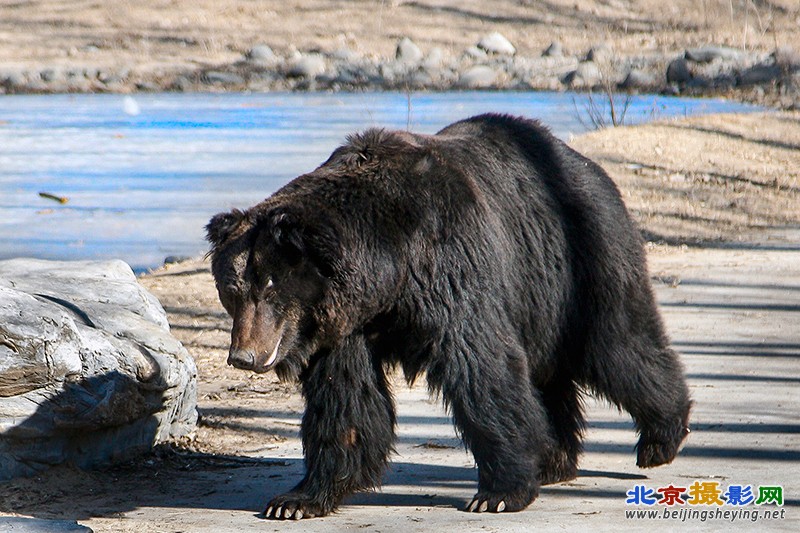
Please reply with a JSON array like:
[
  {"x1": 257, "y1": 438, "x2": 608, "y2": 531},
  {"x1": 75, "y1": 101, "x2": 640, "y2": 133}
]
[{"x1": 0, "y1": 92, "x2": 758, "y2": 271}]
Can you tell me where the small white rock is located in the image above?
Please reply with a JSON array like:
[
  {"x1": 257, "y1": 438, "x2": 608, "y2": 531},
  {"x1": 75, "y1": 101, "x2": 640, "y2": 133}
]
[{"x1": 477, "y1": 32, "x2": 516, "y2": 55}]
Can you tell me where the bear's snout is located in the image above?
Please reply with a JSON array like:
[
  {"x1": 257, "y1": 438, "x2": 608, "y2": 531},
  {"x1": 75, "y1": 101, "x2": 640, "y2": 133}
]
[{"x1": 228, "y1": 348, "x2": 256, "y2": 370}]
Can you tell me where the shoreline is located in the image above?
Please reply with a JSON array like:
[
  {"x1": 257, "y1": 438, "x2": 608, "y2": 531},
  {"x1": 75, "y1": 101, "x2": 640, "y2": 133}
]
[{"x1": 1, "y1": 40, "x2": 798, "y2": 112}]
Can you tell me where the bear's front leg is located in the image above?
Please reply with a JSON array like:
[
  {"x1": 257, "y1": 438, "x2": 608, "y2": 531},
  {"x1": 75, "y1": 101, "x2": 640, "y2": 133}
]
[
  {"x1": 427, "y1": 329, "x2": 556, "y2": 513},
  {"x1": 263, "y1": 335, "x2": 395, "y2": 519}
]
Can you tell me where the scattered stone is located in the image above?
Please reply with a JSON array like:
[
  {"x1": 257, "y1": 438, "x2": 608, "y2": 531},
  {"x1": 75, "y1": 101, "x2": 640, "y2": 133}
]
[
  {"x1": 463, "y1": 46, "x2": 488, "y2": 61},
  {"x1": 285, "y1": 54, "x2": 326, "y2": 78},
  {"x1": 422, "y1": 47, "x2": 444, "y2": 69},
  {"x1": 563, "y1": 61, "x2": 602, "y2": 87},
  {"x1": 457, "y1": 65, "x2": 498, "y2": 88},
  {"x1": 774, "y1": 46, "x2": 800, "y2": 70},
  {"x1": 542, "y1": 41, "x2": 563, "y2": 58},
  {"x1": 331, "y1": 47, "x2": 359, "y2": 61},
  {"x1": 1, "y1": 70, "x2": 28, "y2": 90},
  {"x1": 477, "y1": 32, "x2": 516, "y2": 55},
  {"x1": 0, "y1": 258, "x2": 197, "y2": 481},
  {"x1": 586, "y1": 43, "x2": 612, "y2": 63},
  {"x1": 203, "y1": 71, "x2": 245, "y2": 85},
  {"x1": 135, "y1": 81, "x2": 159, "y2": 92},
  {"x1": 245, "y1": 44, "x2": 277, "y2": 63},
  {"x1": 666, "y1": 58, "x2": 692, "y2": 84},
  {"x1": 685, "y1": 45, "x2": 742, "y2": 63},
  {"x1": 737, "y1": 64, "x2": 781, "y2": 86},
  {"x1": 619, "y1": 69, "x2": 657, "y2": 90},
  {"x1": 396, "y1": 37, "x2": 423, "y2": 64},
  {"x1": 40, "y1": 68, "x2": 64, "y2": 83}
]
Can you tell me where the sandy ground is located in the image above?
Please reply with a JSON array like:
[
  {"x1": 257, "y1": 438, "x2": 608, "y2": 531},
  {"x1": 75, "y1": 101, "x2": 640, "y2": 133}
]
[
  {"x1": 2, "y1": 1, "x2": 798, "y2": 73},
  {"x1": 0, "y1": 110, "x2": 797, "y2": 532}
]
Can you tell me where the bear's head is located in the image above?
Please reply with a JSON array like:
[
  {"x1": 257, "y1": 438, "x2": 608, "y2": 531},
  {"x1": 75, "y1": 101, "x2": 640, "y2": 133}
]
[
  {"x1": 205, "y1": 202, "x2": 348, "y2": 379},
  {"x1": 205, "y1": 129, "x2": 444, "y2": 380}
]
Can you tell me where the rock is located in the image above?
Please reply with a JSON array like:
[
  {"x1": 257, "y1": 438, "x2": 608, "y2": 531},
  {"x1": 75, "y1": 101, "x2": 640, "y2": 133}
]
[
  {"x1": 737, "y1": 64, "x2": 781, "y2": 86},
  {"x1": 203, "y1": 71, "x2": 245, "y2": 85},
  {"x1": 1, "y1": 70, "x2": 28, "y2": 90},
  {"x1": 422, "y1": 47, "x2": 444, "y2": 69},
  {"x1": 395, "y1": 37, "x2": 423, "y2": 64},
  {"x1": 0, "y1": 259, "x2": 197, "y2": 481},
  {"x1": 285, "y1": 54, "x2": 326, "y2": 78},
  {"x1": 586, "y1": 43, "x2": 612, "y2": 63},
  {"x1": 562, "y1": 61, "x2": 602, "y2": 87},
  {"x1": 331, "y1": 47, "x2": 359, "y2": 61},
  {"x1": 666, "y1": 58, "x2": 692, "y2": 84},
  {"x1": 774, "y1": 46, "x2": 800, "y2": 70},
  {"x1": 619, "y1": 69, "x2": 657, "y2": 90},
  {"x1": 477, "y1": 32, "x2": 516, "y2": 55},
  {"x1": 245, "y1": 44, "x2": 277, "y2": 63},
  {"x1": 463, "y1": 46, "x2": 488, "y2": 61},
  {"x1": 685, "y1": 45, "x2": 742, "y2": 63},
  {"x1": 542, "y1": 41, "x2": 563, "y2": 57},
  {"x1": 40, "y1": 68, "x2": 65, "y2": 83},
  {"x1": 457, "y1": 65, "x2": 498, "y2": 88},
  {"x1": 0, "y1": 517, "x2": 91, "y2": 532}
]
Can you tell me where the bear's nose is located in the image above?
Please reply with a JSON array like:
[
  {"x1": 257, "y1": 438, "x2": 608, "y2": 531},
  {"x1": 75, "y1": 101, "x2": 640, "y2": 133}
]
[{"x1": 228, "y1": 348, "x2": 255, "y2": 370}]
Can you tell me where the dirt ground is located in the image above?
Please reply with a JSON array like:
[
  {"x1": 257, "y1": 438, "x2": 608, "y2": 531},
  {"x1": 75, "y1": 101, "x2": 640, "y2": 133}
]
[
  {"x1": 1, "y1": 0, "x2": 798, "y2": 73},
  {"x1": 1, "y1": 109, "x2": 797, "y2": 532},
  {"x1": 0, "y1": 2, "x2": 799, "y2": 531}
]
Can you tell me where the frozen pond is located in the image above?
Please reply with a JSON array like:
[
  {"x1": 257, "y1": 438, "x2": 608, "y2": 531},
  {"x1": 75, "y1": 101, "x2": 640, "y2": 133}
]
[{"x1": 0, "y1": 92, "x2": 758, "y2": 272}]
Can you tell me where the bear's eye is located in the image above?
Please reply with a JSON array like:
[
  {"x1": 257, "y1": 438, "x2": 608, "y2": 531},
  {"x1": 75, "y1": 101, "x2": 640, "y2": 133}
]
[{"x1": 266, "y1": 277, "x2": 274, "y2": 289}]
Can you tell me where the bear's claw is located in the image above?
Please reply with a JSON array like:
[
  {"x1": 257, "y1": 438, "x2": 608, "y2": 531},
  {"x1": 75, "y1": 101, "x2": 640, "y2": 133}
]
[
  {"x1": 465, "y1": 489, "x2": 534, "y2": 513},
  {"x1": 263, "y1": 492, "x2": 329, "y2": 520}
]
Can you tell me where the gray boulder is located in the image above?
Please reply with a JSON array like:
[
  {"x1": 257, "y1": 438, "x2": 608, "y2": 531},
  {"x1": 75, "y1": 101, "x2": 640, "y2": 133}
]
[
  {"x1": 737, "y1": 64, "x2": 781, "y2": 86},
  {"x1": 562, "y1": 61, "x2": 602, "y2": 88},
  {"x1": 620, "y1": 69, "x2": 658, "y2": 90},
  {"x1": 667, "y1": 57, "x2": 693, "y2": 84},
  {"x1": 477, "y1": 32, "x2": 516, "y2": 55},
  {"x1": 685, "y1": 45, "x2": 742, "y2": 63},
  {"x1": 285, "y1": 54, "x2": 327, "y2": 78},
  {"x1": 396, "y1": 37, "x2": 423, "y2": 64},
  {"x1": 203, "y1": 71, "x2": 245, "y2": 85},
  {"x1": 457, "y1": 65, "x2": 499, "y2": 88},
  {"x1": 542, "y1": 41, "x2": 563, "y2": 58},
  {"x1": 0, "y1": 259, "x2": 197, "y2": 481},
  {"x1": 246, "y1": 44, "x2": 277, "y2": 64}
]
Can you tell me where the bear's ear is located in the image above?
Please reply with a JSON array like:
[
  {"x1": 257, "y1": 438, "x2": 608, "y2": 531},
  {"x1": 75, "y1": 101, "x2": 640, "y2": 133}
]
[
  {"x1": 270, "y1": 212, "x2": 306, "y2": 266},
  {"x1": 206, "y1": 209, "x2": 246, "y2": 247},
  {"x1": 267, "y1": 210, "x2": 341, "y2": 278}
]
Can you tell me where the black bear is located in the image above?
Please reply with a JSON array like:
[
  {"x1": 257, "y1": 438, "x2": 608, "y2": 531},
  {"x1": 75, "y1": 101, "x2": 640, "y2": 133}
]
[{"x1": 206, "y1": 114, "x2": 691, "y2": 520}]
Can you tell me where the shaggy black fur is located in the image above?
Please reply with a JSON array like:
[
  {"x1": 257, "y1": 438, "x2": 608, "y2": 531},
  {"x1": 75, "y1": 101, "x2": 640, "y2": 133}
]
[{"x1": 206, "y1": 114, "x2": 692, "y2": 519}]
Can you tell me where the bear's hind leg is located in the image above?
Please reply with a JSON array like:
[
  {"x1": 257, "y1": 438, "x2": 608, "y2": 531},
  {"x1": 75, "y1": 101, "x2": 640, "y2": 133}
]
[
  {"x1": 539, "y1": 378, "x2": 585, "y2": 485},
  {"x1": 587, "y1": 343, "x2": 691, "y2": 469}
]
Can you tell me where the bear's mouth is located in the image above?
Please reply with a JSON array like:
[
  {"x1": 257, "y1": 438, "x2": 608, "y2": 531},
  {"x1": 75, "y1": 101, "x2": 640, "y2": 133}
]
[{"x1": 261, "y1": 334, "x2": 282, "y2": 369}]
